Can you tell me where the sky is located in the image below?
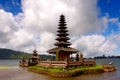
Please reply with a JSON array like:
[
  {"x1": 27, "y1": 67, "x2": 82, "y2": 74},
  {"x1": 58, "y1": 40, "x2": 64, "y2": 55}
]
[{"x1": 0, "y1": 0, "x2": 120, "y2": 57}]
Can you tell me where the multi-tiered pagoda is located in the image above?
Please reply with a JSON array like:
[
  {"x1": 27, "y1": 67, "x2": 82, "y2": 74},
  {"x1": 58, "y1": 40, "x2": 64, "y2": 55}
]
[{"x1": 47, "y1": 15, "x2": 79, "y2": 61}]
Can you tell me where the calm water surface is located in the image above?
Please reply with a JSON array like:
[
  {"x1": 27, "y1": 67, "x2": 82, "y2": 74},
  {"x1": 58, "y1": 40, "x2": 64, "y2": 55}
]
[{"x1": 0, "y1": 59, "x2": 120, "y2": 80}]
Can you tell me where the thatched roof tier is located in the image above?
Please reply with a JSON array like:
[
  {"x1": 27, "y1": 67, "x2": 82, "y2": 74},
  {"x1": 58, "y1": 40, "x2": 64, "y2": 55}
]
[
  {"x1": 58, "y1": 24, "x2": 67, "y2": 28},
  {"x1": 57, "y1": 29, "x2": 68, "y2": 33},
  {"x1": 54, "y1": 41, "x2": 71, "y2": 46},
  {"x1": 59, "y1": 21, "x2": 66, "y2": 23},
  {"x1": 47, "y1": 47, "x2": 79, "y2": 54},
  {"x1": 56, "y1": 37, "x2": 70, "y2": 41},
  {"x1": 57, "y1": 33, "x2": 69, "y2": 36}
]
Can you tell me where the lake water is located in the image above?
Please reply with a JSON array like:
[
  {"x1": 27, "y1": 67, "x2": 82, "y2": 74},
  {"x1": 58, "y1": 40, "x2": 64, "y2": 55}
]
[{"x1": 0, "y1": 59, "x2": 120, "y2": 80}]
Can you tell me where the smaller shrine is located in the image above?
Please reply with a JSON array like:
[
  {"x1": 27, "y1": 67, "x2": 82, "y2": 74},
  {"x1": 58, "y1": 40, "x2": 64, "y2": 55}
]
[
  {"x1": 31, "y1": 49, "x2": 39, "y2": 62},
  {"x1": 28, "y1": 49, "x2": 39, "y2": 66},
  {"x1": 19, "y1": 49, "x2": 39, "y2": 67}
]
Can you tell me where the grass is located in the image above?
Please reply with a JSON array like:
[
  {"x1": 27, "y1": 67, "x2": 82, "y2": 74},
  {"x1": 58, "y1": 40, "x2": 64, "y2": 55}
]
[
  {"x1": 28, "y1": 65, "x2": 103, "y2": 77},
  {"x1": 0, "y1": 66, "x2": 10, "y2": 69},
  {"x1": 28, "y1": 65, "x2": 103, "y2": 73},
  {"x1": 48, "y1": 68, "x2": 63, "y2": 72},
  {"x1": 68, "y1": 65, "x2": 102, "y2": 70},
  {"x1": 28, "y1": 66, "x2": 64, "y2": 72},
  {"x1": 0, "y1": 66, "x2": 19, "y2": 69},
  {"x1": 29, "y1": 66, "x2": 44, "y2": 70}
]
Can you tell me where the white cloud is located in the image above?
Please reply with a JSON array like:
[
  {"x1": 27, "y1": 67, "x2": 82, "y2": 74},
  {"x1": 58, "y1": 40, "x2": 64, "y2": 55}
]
[
  {"x1": 0, "y1": 9, "x2": 35, "y2": 52},
  {"x1": 21, "y1": 0, "x2": 102, "y2": 36},
  {"x1": 72, "y1": 34, "x2": 117, "y2": 57},
  {"x1": 0, "y1": 0, "x2": 120, "y2": 57},
  {"x1": 19, "y1": 0, "x2": 106, "y2": 54},
  {"x1": 10, "y1": 29, "x2": 34, "y2": 49},
  {"x1": 0, "y1": 9, "x2": 19, "y2": 43},
  {"x1": 37, "y1": 31, "x2": 55, "y2": 54},
  {"x1": 100, "y1": 14, "x2": 119, "y2": 33},
  {"x1": 108, "y1": 33, "x2": 120, "y2": 45}
]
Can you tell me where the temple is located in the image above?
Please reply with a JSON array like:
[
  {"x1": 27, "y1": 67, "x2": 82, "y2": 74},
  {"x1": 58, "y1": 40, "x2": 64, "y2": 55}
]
[
  {"x1": 47, "y1": 15, "x2": 79, "y2": 61},
  {"x1": 19, "y1": 14, "x2": 117, "y2": 77},
  {"x1": 19, "y1": 15, "x2": 95, "y2": 68}
]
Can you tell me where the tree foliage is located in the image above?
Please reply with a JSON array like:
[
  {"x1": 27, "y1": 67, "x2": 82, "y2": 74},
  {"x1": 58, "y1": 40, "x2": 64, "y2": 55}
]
[{"x1": 0, "y1": 48, "x2": 55, "y2": 60}]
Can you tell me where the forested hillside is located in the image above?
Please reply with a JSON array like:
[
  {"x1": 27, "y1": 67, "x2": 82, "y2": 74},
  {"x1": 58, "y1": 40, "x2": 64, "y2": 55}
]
[
  {"x1": 0, "y1": 48, "x2": 31, "y2": 60},
  {"x1": 0, "y1": 48, "x2": 54, "y2": 60}
]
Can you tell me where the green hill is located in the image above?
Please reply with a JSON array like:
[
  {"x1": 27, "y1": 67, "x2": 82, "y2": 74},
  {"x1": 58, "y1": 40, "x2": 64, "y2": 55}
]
[
  {"x1": 0, "y1": 48, "x2": 31, "y2": 60},
  {"x1": 0, "y1": 48, "x2": 55, "y2": 60}
]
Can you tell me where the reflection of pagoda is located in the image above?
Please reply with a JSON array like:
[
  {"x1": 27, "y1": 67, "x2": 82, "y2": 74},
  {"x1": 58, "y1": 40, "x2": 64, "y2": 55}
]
[{"x1": 47, "y1": 15, "x2": 79, "y2": 61}]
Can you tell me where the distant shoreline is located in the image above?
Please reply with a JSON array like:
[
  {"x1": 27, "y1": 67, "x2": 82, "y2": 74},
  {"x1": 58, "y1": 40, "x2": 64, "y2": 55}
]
[{"x1": 1, "y1": 57, "x2": 120, "y2": 60}]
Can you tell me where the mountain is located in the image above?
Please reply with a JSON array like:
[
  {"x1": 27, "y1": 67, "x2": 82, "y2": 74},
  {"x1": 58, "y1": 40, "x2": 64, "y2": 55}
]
[
  {"x1": 0, "y1": 48, "x2": 55, "y2": 60},
  {"x1": 0, "y1": 48, "x2": 31, "y2": 60}
]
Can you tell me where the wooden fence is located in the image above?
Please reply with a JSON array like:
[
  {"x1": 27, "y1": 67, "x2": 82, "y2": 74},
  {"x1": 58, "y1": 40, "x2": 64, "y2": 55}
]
[{"x1": 38, "y1": 59, "x2": 95, "y2": 68}]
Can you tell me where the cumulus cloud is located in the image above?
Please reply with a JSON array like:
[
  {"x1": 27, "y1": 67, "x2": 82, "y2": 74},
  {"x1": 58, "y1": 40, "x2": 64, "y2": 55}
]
[
  {"x1": 72, "y1": 34, "x2": 118, "y2": 57},
  {"x1": 0, "y1": 9, "x2": 35, "y2": 52},
  {"x1": 10, "y1": 29, "x2": 35, "y2": 49},
  {"x1": 36, "y1": 31, "x2": 55, "y2": 54},
  {"x1": 21, "y1": 0, "x2": 102, "y2": 36},
  {"x1": 0, "y1": 0, "x2": 120, "y2": 57},
  {"x1": 0, "y1": 9, "x2": 19, "y2": 44},
  {"x1": 16, "y1": 0, "x2": 105, "y2": 53}
]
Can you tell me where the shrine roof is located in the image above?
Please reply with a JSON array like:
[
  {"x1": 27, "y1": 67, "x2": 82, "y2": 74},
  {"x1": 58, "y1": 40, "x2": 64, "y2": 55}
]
[{"x1": 47, "y1": 47, "x2": 79, "y2": 54}]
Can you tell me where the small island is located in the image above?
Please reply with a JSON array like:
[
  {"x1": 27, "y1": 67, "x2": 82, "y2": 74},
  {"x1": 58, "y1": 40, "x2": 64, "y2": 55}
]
[{"x1": 20, "y1": 15, "x2": 116, "y2": 77}]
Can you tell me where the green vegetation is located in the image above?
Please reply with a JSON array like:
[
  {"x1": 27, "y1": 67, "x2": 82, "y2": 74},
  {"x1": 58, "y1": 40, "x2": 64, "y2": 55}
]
[
  {"x1": 0, "y1": 48, "x2": 31, "y2": 60},
  {"x1": 0, "y1": 66, "x2": 18, "y2": 69},
  {"x1": 48, "y1": 68, "x2": 63, "y2": 72},
  {"x1": 29, "y1": 65, "x2": 103, "y2": 72},
  {"x1": 68, "y1": 65, "x2": 103, "y2": 74},
  {"x1": 29, "y1": 66, "x2": 63, "y2": 72},
  {"x1": 69, "y1": 65, "x2": 102, "y2": 70},
  {"x1": 28, "y1": 65, "x2": 103, "y2": 77},
  {"x1": 0, "y1": 48, "x2": 55, "y2": 60},
  {"x1": 0, "y1": 66, "x2": 10, "y2": 69}
]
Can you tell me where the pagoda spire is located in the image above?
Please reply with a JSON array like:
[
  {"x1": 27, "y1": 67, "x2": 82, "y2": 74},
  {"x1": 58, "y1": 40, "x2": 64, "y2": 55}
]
[
  {"x1": 54, "y1": 15, "x2": 71, "y2": 48},
  {"x1": 47, "y1": 15, "x2": 79, "y2": 61}
]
